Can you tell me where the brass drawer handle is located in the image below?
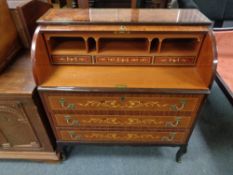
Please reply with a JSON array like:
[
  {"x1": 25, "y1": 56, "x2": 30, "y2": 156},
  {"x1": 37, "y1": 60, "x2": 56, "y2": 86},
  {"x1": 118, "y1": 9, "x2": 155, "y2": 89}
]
[
  {"x1": 161, "y1": 132, "x2": 176, "y2": 142},
  {"x1": 64, "y1": 115, "x2": 79, "y2": 126},
  {"x1": 68, "y1": 131, "x2": 81, "y2": 140},
  {"x1": 58, "y1": 98, "x2": 76, "y2": 109},
  {"x1": 170, "y1": 99, "x2": 187, "y2": 111},
  {"x1": 59, "y1": 98, "x2": 65, "y2": 107},
  {"x1": 165, "y1": 117, "x2": 181, "y2": 127}
]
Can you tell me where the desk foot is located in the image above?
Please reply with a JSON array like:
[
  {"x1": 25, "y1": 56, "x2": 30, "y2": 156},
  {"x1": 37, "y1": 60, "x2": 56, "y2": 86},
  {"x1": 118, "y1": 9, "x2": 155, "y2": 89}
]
[{"x1": 176, "y1": 145, "x2": 187, "y2": 163}]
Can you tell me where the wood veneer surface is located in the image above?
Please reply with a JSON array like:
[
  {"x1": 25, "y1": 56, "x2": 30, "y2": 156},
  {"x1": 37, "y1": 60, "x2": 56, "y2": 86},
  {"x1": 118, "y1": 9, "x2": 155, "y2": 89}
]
[
  {"x1": 52, "y1": 114, "x2": 193, "y2": 129},
  {"x1": 40, "y1": 66, "x2": 207, "y2": 90},
  {"x1": 38, "y1": 9, "x2": 211, "y2": 25},
  {"x1": 58, "y1": 130, "x2": 187, "y2": 144},
  {"x1": 0, "y1": 51, "x2": 35, "y2": 95},
  {"x1": 40, "y1": 25, "x2": 209, "y2": 32}
]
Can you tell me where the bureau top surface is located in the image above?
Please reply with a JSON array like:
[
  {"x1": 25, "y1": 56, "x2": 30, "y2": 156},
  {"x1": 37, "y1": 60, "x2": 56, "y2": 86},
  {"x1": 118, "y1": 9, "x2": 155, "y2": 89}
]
[{"x1": 38, "y1": 9, "x2": 211, "y2": 25}]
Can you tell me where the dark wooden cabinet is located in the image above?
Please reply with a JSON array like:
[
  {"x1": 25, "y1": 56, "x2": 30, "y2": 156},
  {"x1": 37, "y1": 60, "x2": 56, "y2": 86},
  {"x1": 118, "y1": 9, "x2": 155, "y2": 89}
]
[
  {"x1": 0, "y1": 52, "x2": 59, "y2": 161},
  {"x1": 32, "y1": 9, "x2": 217, "y2": 162}
]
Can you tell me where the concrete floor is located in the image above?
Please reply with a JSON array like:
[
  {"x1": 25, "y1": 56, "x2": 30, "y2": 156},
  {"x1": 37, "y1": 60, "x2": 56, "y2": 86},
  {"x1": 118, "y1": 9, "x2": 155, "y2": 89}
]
[{"x1": 0, "y1": 82, "x2": 232, "y2": 175}]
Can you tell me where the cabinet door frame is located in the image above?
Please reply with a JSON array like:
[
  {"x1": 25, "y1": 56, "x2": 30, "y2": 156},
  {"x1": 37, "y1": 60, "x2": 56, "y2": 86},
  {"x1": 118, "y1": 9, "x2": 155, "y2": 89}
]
[{"x1": 0, "y1": 99, "x2": 42, "y2": 150}]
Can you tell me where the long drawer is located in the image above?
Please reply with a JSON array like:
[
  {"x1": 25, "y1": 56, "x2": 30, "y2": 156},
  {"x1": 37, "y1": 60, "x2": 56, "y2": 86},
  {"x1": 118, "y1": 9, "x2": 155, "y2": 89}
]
[
  {"x1": 52, "y1": 114, "x2": 193, "y2": 129},
  {"x1": 44, "y1": 93, "x2": 203, "y2": 113},
  {"x1": 58, "y1": 130, "x2": 188, "y2": 144}
]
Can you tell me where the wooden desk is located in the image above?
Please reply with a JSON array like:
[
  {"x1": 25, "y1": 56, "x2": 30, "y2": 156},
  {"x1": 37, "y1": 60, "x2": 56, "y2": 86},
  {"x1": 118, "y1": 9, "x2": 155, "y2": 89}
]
[{"x1": 32, "y1": 9, "x2": 216, "y2": 162}]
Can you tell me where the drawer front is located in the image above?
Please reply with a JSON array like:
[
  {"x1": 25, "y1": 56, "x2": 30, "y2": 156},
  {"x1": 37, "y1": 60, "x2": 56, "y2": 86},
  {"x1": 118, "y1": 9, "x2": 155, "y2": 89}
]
[
  {"x1": 52, "y1": 55, "x2": 92, "y2": 64},
  {"x1": 53, "y1": 114, "x2": 192, "y2": 129},
  {"x1": 58, "y1": 130, "x2": 187, "y2": 144},
  {"x1": 154, "y1": 56, "x2": 195, "y2": 65},
  {"x1": 46, "y1": 93, "x2": 202, "y2": 113},
  {"x1": 95, "y1": 56, "x2": 152, "y2": 65}
]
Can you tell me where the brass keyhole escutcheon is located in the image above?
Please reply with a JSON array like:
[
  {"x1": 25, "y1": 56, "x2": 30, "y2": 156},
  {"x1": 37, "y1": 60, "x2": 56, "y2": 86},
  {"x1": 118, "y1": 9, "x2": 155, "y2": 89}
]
[
  {"x1": 120, "y1": 96, "x2": 125, "y2": 102},
  {"x1": 119, "y1": 25, "x2": 127, "y2": 33},
  {"x1": 113, "y1": 25, "x2": 129, "y2": 34}
]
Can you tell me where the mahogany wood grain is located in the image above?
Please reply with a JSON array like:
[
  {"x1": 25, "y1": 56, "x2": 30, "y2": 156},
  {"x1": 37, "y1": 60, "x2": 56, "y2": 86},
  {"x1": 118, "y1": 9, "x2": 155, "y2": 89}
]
[
  {"x1": 196, "y1": 31, "x2": 217, "y2": 88},
  {"x1": 40, "y1": 25, "x2": 209, "y2": 32},
  {"x1": 31, "y1": 26, "x2": 55, "y2": 85},
  {"x1": 38, "y1": 9, "x2": 211, "y2": 25},
  {"x1": 39, "y1": 66, "x2": 208, "y2": 90}
]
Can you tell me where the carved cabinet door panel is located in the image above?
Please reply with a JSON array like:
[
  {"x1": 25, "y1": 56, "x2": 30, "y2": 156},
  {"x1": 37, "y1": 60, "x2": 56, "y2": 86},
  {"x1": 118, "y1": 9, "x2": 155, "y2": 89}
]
[{"x1": 0, "y1": 100, "x2": 41, "y2": 150}]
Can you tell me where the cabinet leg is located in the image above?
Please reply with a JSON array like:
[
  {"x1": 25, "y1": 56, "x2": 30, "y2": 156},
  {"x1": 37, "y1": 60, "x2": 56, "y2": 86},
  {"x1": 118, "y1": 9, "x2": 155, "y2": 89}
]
[{"x1": 176, "y1": 145, "x2": 187, "y2": 163}]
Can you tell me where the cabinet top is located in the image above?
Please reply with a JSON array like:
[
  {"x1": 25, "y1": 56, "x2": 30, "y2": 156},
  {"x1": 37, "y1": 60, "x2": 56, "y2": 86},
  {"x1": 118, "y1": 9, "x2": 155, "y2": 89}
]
[
  {"x1": 38, "y1": 9, "x2": 211, "y2": 25},
  {"x1": 0, "y1": 51, "x2": 35, "y2": 95}
]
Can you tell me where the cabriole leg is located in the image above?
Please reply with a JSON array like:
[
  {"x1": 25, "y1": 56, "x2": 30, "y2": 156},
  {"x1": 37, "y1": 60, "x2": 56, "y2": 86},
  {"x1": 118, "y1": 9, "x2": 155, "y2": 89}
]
[{"x1": 176, "y1": 145, "x2": 187, "y2": 163}]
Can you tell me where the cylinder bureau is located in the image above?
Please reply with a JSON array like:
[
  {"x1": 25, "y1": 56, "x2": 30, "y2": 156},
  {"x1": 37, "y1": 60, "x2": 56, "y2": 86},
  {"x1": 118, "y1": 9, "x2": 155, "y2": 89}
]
[{"x1": 31, "y1": 9, "x2": 217, "y2": 162}]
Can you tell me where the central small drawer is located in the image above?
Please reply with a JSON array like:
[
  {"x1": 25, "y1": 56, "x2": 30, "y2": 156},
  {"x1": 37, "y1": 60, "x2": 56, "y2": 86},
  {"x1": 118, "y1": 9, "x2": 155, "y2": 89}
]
[
  {"x1": 44, "y1": 93, "x2": 203, "y2": 113},
  {"x1": 52, "y1": 114, "x2": 192, "y2": 129},
  {"x1": 58, "y1": 130, "x2": 188, "y2": 144}
]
